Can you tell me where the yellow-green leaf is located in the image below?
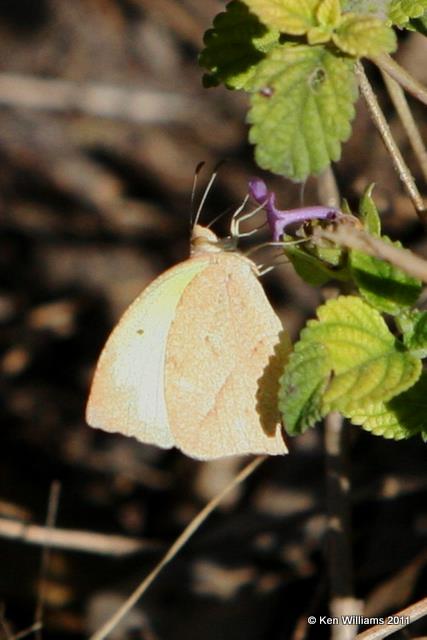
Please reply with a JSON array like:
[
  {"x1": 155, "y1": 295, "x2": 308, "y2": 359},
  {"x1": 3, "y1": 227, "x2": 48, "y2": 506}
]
[
  {"x1": 279, "y1": 342, "x2": 331, "y2": 435},
  {"x1": 307, "y1": 25, "x2": 333, "y2": 44},
  {"x1": 350, "y1": 372, "x2": 427, "y2": 441},
  {"x1": 318, "y1": 296, "x2": 421, "y2": 415},
  {"x1": 199, "y1": 0, "x2": 280, "y2": 89},
  {"x1": 243, "y1": 0, "x2": 319, "y2": 34},
  {"x1": 350, "y1": 237, "x2": 422, "y2": 315},
  {"x1": 389, "y1": 0, "x2": 427, "y2": 27},
  {"x1": 401, "y1": 310, "x2": 427, "y2": 358},
  {"x1": 248, "y1": 44, "x2": 357, "y2": 181},
  {"x1": 333, "y1": 14, "x2": 397, "y2": 57},
  {"x1": 279, "y1": 296, "x2": 422, "y2": 435},
  {"x1": 359, "y1": 183, "x2": 381, "y2": 236},
  {"x1": 315, "y1": 297, "x2": 422, "y2": 412},
  {"x1": 317, "y1": 0, "x2": 342, "y2": 27},
  {"x1": 284, "y1": 233, "x2": 350, "y2": 285},
  {"x1": 412, "y1": 10, "x2": 427, "y2": 34}
]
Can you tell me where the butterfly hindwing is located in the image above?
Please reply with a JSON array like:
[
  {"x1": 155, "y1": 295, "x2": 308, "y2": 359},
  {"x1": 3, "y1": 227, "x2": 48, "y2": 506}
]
[
  {"x1": 86, "y1": 258, "x2": 210, "y2": 448},
  {"x1": 165, "y1": 252, "x2": 290, "y2": 459}
]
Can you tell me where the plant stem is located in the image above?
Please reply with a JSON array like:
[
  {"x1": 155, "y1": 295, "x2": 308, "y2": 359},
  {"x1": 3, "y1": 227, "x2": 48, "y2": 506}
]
[
  {"x1": 34, "y1": 481, "x2": 61, "y2": 640},
  {"x1": 318, "y1": 171, "x2": 362, "y2": 640},
  {"x1": 355, "y1": 62, "x2": 426, "y2": 221},
  {"x1": 0, "y1": 517, "x2": 156, "y2": 556},
  {"x1": 318, "y1": 167, "x2": 340, "y2": 208},
  {"x1": 373, "y1": 53, "x2": 427, "y2": 107},
  {"x1": 324, "y1": 413, "x2": 362, "y2": 640},
  {"x1": 315, "y1": 221, "x2": 427, "y2": 283},
  {"x1": 381, "y1": 68, "x2": 427, "y2": 183},
  {"x1": 89, "y1": 456, "x2": 266, "y2": 640},
  {"x1": 355, "y1": 596, "x2": 427, "y2": 639}
]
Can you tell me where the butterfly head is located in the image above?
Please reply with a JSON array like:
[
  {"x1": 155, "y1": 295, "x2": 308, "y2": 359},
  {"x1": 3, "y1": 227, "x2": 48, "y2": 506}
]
[{"x1": 190, "y1": 224, "x2": 237, "y2": 257}]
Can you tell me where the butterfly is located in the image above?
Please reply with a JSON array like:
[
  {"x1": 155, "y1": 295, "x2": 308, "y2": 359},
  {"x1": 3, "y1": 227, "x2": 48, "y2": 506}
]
[{"x1": 86, "y1": 183, "x2": 291, "y2": 459}]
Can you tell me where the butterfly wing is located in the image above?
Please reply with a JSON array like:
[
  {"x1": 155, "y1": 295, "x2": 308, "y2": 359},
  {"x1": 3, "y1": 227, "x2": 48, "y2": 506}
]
[
  {"x1": 165, "y1": 252, "x2": 291, "y2": 459},
  {"x1": 86, "y1": 258, "x2": 210, "y2": 448}
]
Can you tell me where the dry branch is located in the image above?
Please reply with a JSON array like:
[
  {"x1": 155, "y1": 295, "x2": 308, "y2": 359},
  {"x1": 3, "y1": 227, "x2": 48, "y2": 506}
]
[
  {"x1": 373, "y1": 54, "x2": 427, "y2": 107},
  {"x1": 381, "y1": 69, "x2": 427, "y2": 183},
  {"x1": 0, "y1": 518, "x2": 157, "y2": 557},
  {"x1": 356, "y1": 63, "x2": 426, "y2": 218},
  {"x1": 314, "y1": 223, "x2": 427, "y2": 284},
  {"x1": 0, "y1": 73, "x2": 198, "y2": 123},
  {"x1": 355, "y1": 596, "x2": 427, "y2": 639}
]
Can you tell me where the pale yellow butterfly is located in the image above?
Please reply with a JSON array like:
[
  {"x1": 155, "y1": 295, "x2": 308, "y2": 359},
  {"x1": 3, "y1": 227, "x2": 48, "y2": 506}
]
[{"x1": 86, "y1": 194, "x2": 290, "y2": 459}]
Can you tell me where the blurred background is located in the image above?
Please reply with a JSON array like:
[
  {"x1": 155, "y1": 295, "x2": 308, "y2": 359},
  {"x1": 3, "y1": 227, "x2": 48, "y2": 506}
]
[{"x1": 1, "y1": 1, "x2": 427, "y2": 638}]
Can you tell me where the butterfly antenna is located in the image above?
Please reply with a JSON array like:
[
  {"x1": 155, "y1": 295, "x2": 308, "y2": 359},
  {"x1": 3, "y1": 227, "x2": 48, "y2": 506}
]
[
  {"x1": 206, "y1": 205, "x2": 235, "y2": 229},
  {"x1": 193, "y1": 160, "x2": 226, "y2": 227},
  {"x1": 190, "y1": 161, "x2": 206, "y2": 227}
]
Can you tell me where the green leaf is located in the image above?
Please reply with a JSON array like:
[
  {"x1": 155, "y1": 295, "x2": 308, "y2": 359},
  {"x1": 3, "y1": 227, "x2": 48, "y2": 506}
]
[
  {"x1": 313, "y1": 238, "x2": 344, "y2": 266},
  {"x1": 389, "y1": 0, "x2": 427, "y2": 27},
  {"x1": 340, "y1": 198, "x2": 353, "y2": 215},
  {"x1": 279, "y1": 342, "x2": 331, "y2": 435},
  {"x1": 349, "y1": 372, "x2": 427, "y2": 441},
  {"x1": 279, "y1": 296, "x2": 422, "y2": 436},
  {"x1": 333, "y1": 14, "x2": 397, "y2": 56},
  {"x1": 243, "y1": 0, "x2": 319, "y2": 34},
  {"x1": 395, "y1": 308, "x2": 419, "y2": 335},
  {"x1": 309, "y1": 297, "x2": 421, "y2": 412},
  {"x1": 199, "y1": 1, "x2": 279, "y2": 89},
  {"x1": 317, "y1": 0, "x2": 342, "y2": 27},
  {"x1": 400, "y1": 310, "x2": 427, "y2": 358},
  {"x1": 411, "y1": 10, "x2": 427, "y2": 35},
  {"x1": 307, "y1": 25, "x2": 334, "y2": 44},
  {"x1": 359, "y1": 183, "x2": 381, "y2": 236},
  {"x1": 248, "y1": 44, "x2": 357, "y2": 181},
  {"x1": 284, "y1": 238, "x2": 350, "y2": 285},
  {"x1": 350, "y1": 237, "x2": 422, "y2": 315}
]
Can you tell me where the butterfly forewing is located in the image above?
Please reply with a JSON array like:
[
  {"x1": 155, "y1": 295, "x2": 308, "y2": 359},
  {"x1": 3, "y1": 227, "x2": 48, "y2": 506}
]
[
  {"x1": 164, "y1": 252, "x2": 290, "y2": 459},
  {"x1": 86, "y1": 258, "x2": 209, "y2": 448}
]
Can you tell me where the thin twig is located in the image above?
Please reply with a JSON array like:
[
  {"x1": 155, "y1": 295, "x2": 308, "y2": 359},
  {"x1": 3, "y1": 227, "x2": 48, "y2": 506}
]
[
  {"x1": 89, "y1": 455, "x2": 266, "y2": 640},
  {"x1": 355, "y1": 596, "x2": 427, "y2": 639},
  {"x1": 0, "y1": 518, "x2": 156, "y2": 556},
  {"x1": 314, "y1": 222, "x2": 427, "y2": 283},
  {"x1": 34, "y1": 481, "x2": 61, "y2": 640},
  {"x1": 324, "y1": 413, "x2": 362, "y2": 640},
  {"x1": 0, "y1": 73, "x2": 198, "y2": 123},
  {"x1": 11, "y1": 624, "x2": 42, "y2": 640},
  {"x1": 318, "y1": 167, "x2": 340, "y2": 208},
  {"x1": 373, "y1": 54, "x2": 427, "y2": 107},
  {"x1": 0, "y1": 604, "x2": 12, "y2": 640},
  {"x1": 355, "y1": 62, "x2": 426, "y2": 220},
  {"x1": 380, "y1": 68, "x2": 427, "y2": 183},
  {"x1": 291, "y1": 578, "x2": 327, "y2": 640}
]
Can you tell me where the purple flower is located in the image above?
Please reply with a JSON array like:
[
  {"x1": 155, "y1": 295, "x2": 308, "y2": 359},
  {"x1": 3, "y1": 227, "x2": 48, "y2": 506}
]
[{"x1": 248, "y1": 178, "x2": 340, "y2": 242}]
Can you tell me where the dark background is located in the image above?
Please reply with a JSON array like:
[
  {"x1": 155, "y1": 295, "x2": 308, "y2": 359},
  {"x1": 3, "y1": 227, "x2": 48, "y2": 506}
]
[{"x1": 0, "y1": 1, "x2": 427, "y2": 638}]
